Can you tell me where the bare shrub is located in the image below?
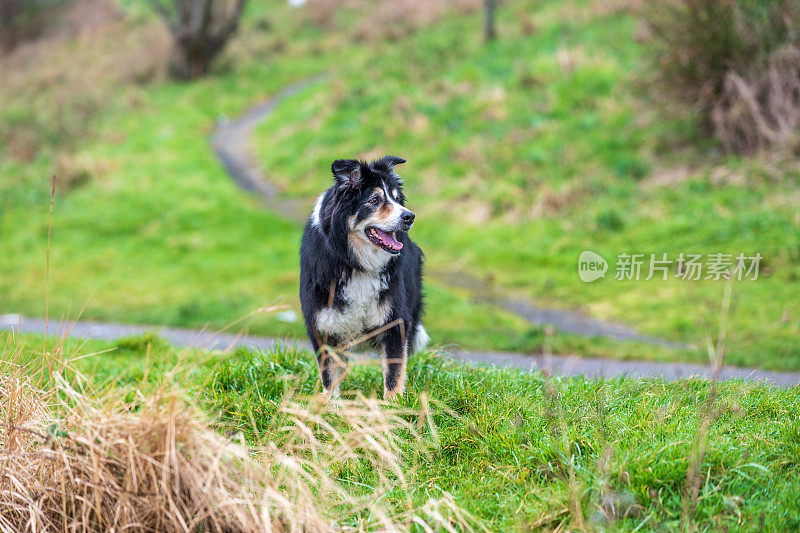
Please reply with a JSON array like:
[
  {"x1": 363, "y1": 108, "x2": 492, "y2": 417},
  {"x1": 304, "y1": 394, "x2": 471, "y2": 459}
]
[
  {"x1": 644, "y1": 0, "x2": 800, "y2": 153},
  {"x1": 711, "y1": 46, "x2": 800, "y2": 154},
  {"x1": 0, "y1": 336, "x2": 476, "y2": 531},
  {"x1": 148, "y1": 0, "x2": 248, "y2": 80}
]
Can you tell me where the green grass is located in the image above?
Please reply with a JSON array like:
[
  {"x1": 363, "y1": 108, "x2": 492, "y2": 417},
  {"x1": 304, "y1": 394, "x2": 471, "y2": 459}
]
[
  {"x1": 1, "y1": 0, "x2": 799, "y2": 369},
  {"x1": 3, "y1": 4, "x2": 798, "y2": 526},
  {"x1": 252, "y1": 1, "x2": 800, "y2": 370},
  {"x1": 0, "y1": 2, "x2": 542, "y2": 355},
  {"x1": 7, "y1": 330, "x2": 799, "y2": 530},
  {"x1": 203, "y1": 348, "x2": 800, "y2": 530}
]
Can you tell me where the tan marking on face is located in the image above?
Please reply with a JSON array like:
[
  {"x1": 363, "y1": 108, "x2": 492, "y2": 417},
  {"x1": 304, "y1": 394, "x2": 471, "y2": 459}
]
[
  {"x1": 356, "y1": 188, "x2": 395, "y2": 225},
  {"x1": 348, "y1": 230, "x2": 369, "y2": 248},
  {"x1": 348, "y1": 213, "x2": 374, "y2": 250},
  {"x1": 377, "y1": 201, "x2": 395, "y2": 222},
  {"x1": 392, "y1": 189, "x2": 399, "y2": 200},
  {"x1": 348, "y1": 230, "x2": 391, "y2": 271}
]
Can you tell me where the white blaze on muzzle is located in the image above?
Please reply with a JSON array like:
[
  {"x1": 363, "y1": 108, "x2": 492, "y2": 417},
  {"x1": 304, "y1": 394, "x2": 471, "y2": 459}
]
[{"x1": 381, "y1": 181, "x2": 413, "y2": 230}]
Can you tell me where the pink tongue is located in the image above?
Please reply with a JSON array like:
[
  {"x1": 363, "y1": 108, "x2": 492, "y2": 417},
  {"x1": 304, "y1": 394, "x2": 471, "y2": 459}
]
[{"x1": 375, "y1": 229, "x2": 403, "y2": 250}]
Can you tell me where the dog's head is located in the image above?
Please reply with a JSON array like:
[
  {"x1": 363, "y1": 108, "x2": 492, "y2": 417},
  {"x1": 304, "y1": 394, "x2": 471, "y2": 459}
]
[{"x1": 320, "y1": 155, "x2": 415, "y2": 270}]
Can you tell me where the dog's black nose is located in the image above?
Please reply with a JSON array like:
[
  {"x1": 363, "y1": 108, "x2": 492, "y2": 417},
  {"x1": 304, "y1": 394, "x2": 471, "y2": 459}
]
[{"x1": 401, "y1": 211, "x2": 415, "y2": 225}]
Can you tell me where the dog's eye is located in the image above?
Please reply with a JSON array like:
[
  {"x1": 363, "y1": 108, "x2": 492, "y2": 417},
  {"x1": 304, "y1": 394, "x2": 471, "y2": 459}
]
[{"x1": 369, "y1": 196, "x2": 380, "y2": 205}]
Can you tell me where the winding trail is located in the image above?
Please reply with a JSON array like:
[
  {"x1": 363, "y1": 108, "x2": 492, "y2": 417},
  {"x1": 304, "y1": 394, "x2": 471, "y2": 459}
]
[
  {"x1": 211, "y1": 79, "x2": 318, "y2": 224},
  {"x1": 3, "y1": 315, "x2": 799, "y2": 386}
]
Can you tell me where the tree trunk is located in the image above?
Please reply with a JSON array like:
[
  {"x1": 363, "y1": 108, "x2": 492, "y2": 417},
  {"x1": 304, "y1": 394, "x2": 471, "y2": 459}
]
[
  {"x1": 150, "y1": 0, "x2": 247, "y2": 80},
  {"x1": 483, "y1": 0, "x2": 496, "y2": 43},
  {"x1": 0, "y1": 0, "x2": 22, "y2": 52},
  {"x1": 170, "y1": 44, "x2": 214, "y2": 80}
]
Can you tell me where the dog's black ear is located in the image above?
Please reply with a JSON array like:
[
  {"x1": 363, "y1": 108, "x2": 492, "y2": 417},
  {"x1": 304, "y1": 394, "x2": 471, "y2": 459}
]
[
  {"x1": 332, "y1": 159, "x2": 361, "y2": 189},
  {"x1": 382, "y1": 155, "x2": 406, "y2": 169}
]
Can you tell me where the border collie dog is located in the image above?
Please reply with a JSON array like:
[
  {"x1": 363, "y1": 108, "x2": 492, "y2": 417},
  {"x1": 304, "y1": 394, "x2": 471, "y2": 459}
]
[{"x1": 299, "y1": 156, "x2": 427, "y2": 399}]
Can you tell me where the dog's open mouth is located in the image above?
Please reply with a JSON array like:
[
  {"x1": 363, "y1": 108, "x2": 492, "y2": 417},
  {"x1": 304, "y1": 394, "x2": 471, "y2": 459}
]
[{"x1": 366, "y1": 226, "x2": 403, "y2": 254}]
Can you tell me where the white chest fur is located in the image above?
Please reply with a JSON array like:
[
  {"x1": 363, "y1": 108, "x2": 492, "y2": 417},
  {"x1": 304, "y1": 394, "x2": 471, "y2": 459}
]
[{"x1": 315, "y1": 271, "x2": 391, "y2": 342}]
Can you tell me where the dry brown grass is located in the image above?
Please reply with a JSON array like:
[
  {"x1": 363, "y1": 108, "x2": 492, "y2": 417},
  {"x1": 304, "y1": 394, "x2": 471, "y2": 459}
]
[
  {"x1": 711, "y1": 45, "x2": 800, "y2": 154},
  {"x1": 53, "y1": 152, "x2": 115, "y2": 192},
  {"x1": 0, "y1": 0, "x2": 169, "y2": 162},
  {"x1": 530, "y1": 181, "x2": 586, "y2": 219},
  {"x1": 680, "y1": 281, "x2": 732, "y2": 528},
  {"x1": 643, "y1": 0, "x2": 800, "y2": 154},
  {"x1": 0, "y1": 2, "x2": 166, "y2": 96},
  {"x1": 0, "y1": 332, "x2": 476, "y2": 532}
]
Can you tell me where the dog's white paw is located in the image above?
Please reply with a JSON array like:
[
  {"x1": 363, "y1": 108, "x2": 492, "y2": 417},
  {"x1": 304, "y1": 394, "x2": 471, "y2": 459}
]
[{"x1": 322, "y1": 386, "x2": 340, "y2": 400}]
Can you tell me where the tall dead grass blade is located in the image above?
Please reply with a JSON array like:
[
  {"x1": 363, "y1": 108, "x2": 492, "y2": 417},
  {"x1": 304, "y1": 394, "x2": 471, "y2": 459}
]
[{"x1": 681, "y1": 280, "x2": 733, "y2": 529}]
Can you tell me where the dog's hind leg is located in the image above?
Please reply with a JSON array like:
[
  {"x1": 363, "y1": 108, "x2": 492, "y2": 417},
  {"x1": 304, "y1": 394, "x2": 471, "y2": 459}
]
[
  {"x1": 316, "y1": 344, "x2": 346, "y2": 399},
  {"x1": 380, "y1": 326, "x2": 408, "y2": 400}
]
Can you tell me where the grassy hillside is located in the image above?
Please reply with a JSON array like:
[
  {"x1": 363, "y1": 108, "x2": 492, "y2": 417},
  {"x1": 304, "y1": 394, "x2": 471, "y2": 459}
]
[
  {"x1": 252, "y1": 0, "x2": 800, "y2": 369},
  {"x1": 1, "y1": 0, "x2": 798, "y2": 368},
  {"x1": 0, "y1": 1, "x2": 540, "y2": 354},
  {"x1": 5, "y1": 330, "x2": 800, "y2": 530}
]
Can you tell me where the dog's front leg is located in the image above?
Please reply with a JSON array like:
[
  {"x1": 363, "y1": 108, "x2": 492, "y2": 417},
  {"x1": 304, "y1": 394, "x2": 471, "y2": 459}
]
[{"x1": 380, "y1": 325, "x2": 408, "y2": 400}]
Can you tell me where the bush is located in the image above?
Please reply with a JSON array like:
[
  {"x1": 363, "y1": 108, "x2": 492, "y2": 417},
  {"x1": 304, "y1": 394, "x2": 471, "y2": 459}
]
[
  {"x1": 0, "y1": 0, "x2": 69, "y2": 52},
  {"x1": 644, "y1": 0, "x2": 800, "y2": 153},
  {"x1": 148, "y1": 0, "x2": 247, "y2": 80}
]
